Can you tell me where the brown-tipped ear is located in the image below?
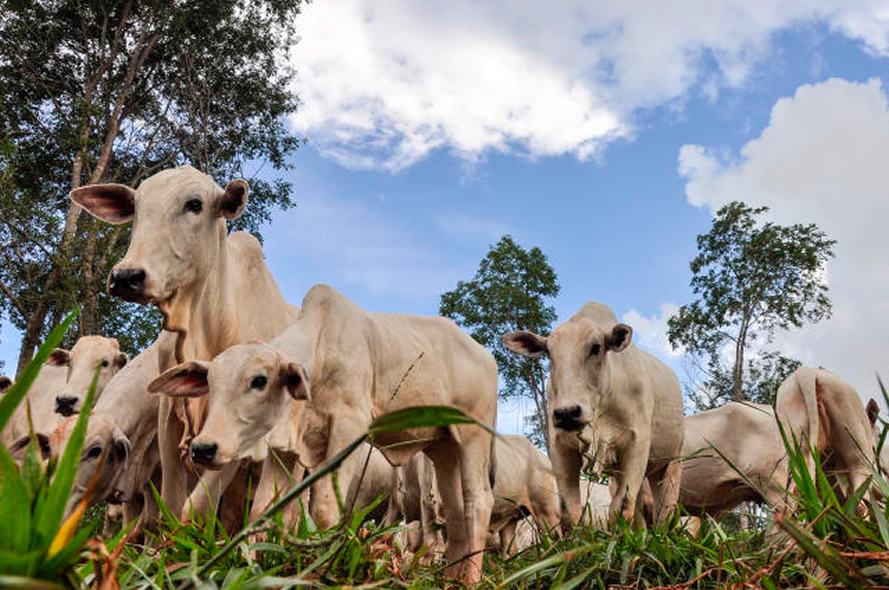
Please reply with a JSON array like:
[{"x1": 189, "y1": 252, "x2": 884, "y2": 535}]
[
  {"x1": 606, "y1": 323, "x2": 632, "y2": 352},
  {"x1": 147, "y1": 361, "x2": 211, "y2": 397},
  {"x1": 502, "y1": 331, "x2": 549, "y2": 359},
  {"x1": 216, "y1": 179, "x2": 248, "y2": 220},
  {"x1": 115, "y1": 352, "x2": 129, "y2": 369},
  {"x1": 71, "y1": 184, "x2": 136, "y2": 224},
  {"x1": 867, "y1": 398, "x2": 880, "y2": 426},
  {"x1": 280, "y1": 362, "x2": 310, "y2": 401},
  {"x1": 0, "y1": 376, "x2": 11, "y2": 393},
  {"x1": 48, "y1": 348, "x2": 70, "y2": 367}
]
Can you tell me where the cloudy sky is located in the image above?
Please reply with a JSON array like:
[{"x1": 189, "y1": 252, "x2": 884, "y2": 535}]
[{"x1": 3, "y1": 0, "x2": 889, "y2": 434}]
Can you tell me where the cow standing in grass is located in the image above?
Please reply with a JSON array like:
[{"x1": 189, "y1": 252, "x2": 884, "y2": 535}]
[
  {"x1": 504, "y1": 302, "x2": 684, "y2": 528},
  {"x1": 72, "y1": 165, "x2": 299, "y2": 524},
  {"x1": 149, "y1": 284, "x2": 498, "y2": 583}
]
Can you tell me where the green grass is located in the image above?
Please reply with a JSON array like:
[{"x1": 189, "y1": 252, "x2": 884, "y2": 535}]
[{"x1": 5, "y1": 314, "x2": 889, "y2": 588}]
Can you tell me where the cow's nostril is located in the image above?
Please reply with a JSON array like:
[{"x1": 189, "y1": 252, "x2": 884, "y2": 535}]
[
  {"x1": 109, "y1": 268, "x2": 147, "y2": 299},
  {"x1": 190, "y1": 443, "x2": 218, "y2": 464},
  {"x1": 553, "y1": 405, "x2": 584, "y2": 431},
  {"x1": 55, "y1": 396, "x2": 78, "y2": 417}
]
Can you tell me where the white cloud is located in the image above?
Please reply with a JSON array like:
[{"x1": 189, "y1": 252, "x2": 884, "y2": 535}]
[
  {"x1": 622, "y1": 303, "x2": 682, "y2": 359},
  {"x1": 678, "y1": 77, "x2": 889, "y2": 401},
  {"x1": 292, "y1": 0, "x2": 889, "y2": 171}
]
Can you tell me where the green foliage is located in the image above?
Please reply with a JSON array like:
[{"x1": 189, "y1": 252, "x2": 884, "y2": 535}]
[
  {"x1": 440, "y1": 235, "x2": 560, "y2": 448},
  {"x1": 0, "y1": 309, "x2": 100, "y2": 585},
  {"x1": 668, "y1": 201, "x2": 835, "y2": 406},
  {"x1": 0, "y1": 0, "x2": 302, "y2": 369}
]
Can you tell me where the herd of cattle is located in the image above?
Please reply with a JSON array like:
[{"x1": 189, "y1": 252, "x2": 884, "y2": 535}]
[{"x1": 1, "y1": 165, "x2": 886, "y2": 583}]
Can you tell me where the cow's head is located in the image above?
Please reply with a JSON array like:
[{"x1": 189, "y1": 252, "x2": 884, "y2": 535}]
[
  {"x1": 147, "y1": 343, "x2": 309, "y2": 469},
  {"x1": 52, "y1": 415, "x2": 131, "y2": 519},
  {"x1": 54, "y1": 336, "x2": 127, "y2": 417},
  {"x1": 71, "y1": 165, "x2": 248, "y2": 315},
  {"x1": 503, "y1": 319, "x2": 632, "y2": 433}
]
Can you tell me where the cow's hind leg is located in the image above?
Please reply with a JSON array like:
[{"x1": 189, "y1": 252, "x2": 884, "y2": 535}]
[
  {"x1": 427, "y1": 442, "x2": 469, "y2": 580},
  {"x1": 649, "y1": 458, "x2": 681, "y2": 526}
]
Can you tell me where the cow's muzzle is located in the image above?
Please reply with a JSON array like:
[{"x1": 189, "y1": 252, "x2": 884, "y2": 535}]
[
  {"x1": 55, "y1": 396, "x2": 78, "y2": 417},
  {"x1": 553, "y1": 405, "x2": 585, "y2": 431},
  {"x1": 190, "y1": 442, "x2": 218, "y2": 467},
  {"x1": 108, "y1": 268, "x2": 147, "y2": 302}
]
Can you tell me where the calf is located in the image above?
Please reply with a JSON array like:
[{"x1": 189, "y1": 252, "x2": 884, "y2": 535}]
[
  {"x1": 49, "y1": 333, "x2": 168, "y2": 526},
  {"x1": 4, "y1": 335, "x2": 124, "y2": 447},
  {"x1": 504, "y1": 302, "x2": 684, "y2": 527},
  {"x1": 149, "y1": 284, "x2": 497, "y2": 583}
]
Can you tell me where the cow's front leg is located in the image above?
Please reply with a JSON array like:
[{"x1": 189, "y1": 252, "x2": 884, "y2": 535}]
[
  {"x1": 550, "y1": 441, "x2": 582, "y2": 531},
  {"x1": 609, "y1": 432, "x2": 649, "y2": 524},
  {"x1": 182, "y1": 462, "x2": 239, "y2": 523},
  {"x1": 309, "y1": 413, "x2": 366, "y2": 528},
  {"x1": 250, "y1": 452, "x2": 299, "y2": 525},
  {"x1": 158, "y1": 397, "x2": 189, "y2": 520},
  {"x1": 457, "y1": 426, "x2": 495, "y2": 584}
]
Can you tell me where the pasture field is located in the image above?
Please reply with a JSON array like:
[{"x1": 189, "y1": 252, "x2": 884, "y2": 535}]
[{"x1": 3, "y1": 314, "x2": 889, "y2": 589}]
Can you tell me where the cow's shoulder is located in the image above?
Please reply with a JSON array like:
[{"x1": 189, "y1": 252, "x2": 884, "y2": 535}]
[{"x1": 227, "y1": 231, "x2": 265, "y2": 264}]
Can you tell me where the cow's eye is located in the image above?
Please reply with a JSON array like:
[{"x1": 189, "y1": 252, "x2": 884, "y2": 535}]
[
  {"x1": 184, "y1": 198, "x2": 203, "y2": 214},
  {"x1": 101, "y1": 359, "x2": 109, "y2": 368},
  {"x1": 86, "y1": 446, "x2": 102, "y2": 459},
  {"x1": 250, "y1": 375, "x2": 267, "y2": 390},
  {"x1": 589, "y1": 343, "x2": 601, "y2": 357}
]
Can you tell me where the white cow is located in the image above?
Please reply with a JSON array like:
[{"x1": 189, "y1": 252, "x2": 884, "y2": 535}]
[
  {"x1": 776, "y1": 367, "x2": 876, "y2": 505},
  {"x1": 49, "y1": 333, "x2": 168, "y2": 528},
  {"x1": 504, "y1": 302, "x2": 684, "y2": 528},
  {"x1": 54, "y1": 335, "x2": 128, "y2": 417},
  {"x1": 679, "y1": 402, "x2": 788, "y2": 516},
  {"x1": 72, "y1": 165, "x2": 299, "y2": 525},
  {"x1": 489, "y1": 435, "x2": 560, "y2": 554},
  {"x1": 149, "y1": 284, "x2": 497, "y2": 583},
  {"x1": 4, "y1": 336, "x2": 125, "y2": 448}
]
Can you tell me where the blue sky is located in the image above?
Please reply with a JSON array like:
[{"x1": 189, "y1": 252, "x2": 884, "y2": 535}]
[{"x1": 3, "y1": 2, "x2": 889, "y2": 435}]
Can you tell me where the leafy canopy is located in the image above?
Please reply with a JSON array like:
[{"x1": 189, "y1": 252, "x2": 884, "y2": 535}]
[
  {"x1": 440, "y1": 235, "x2": 559, "y2": 446},
  {"x1": 668, "y1": 201, "x2": 834, "y2": 405}
]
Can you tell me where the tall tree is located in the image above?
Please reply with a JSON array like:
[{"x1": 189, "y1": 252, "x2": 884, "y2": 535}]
[
  {"x1": 440, "y1": 235, "x2": 560, "y2": 450},
  {"x1": 668, "y1": 201, "x2": 835, "y2": 406},
  {"x1": 0, "y1": 0, "x2": 302, "y2": 374}
]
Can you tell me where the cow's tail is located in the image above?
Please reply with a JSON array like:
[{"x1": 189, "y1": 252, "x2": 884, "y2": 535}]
[{"x1": 795, "y1": 367, "x2": 821, "y2": 456}]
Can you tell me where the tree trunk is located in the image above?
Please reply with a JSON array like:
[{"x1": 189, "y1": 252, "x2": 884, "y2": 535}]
[
  {"x1": 80, "y1": 222, "x2": 100, "y2": 336},
  {"x1": 732, "y1": 319, "x2": 750, "y2": 402}
]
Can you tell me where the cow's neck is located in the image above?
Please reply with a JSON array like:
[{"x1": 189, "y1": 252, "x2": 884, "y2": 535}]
[{"x1": 169, "y1": 231, "x2": 291, "y2": 363}]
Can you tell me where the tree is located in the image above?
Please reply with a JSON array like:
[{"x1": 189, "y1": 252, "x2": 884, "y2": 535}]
[
  {"x1": 440, "y1": 235, "x2": 560, "y2": 450},
  {"x1": 668, "y1": 201, "x2": 835, "y2": 406},
  {"x1": 0, "y1": 0, "x2": 302, "y2": 374}
]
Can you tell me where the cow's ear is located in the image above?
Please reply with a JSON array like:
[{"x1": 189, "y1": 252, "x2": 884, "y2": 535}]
[
  {"x1": 48, "y1": 348, "x2": 70, "y2": 367},
  {"x1": 867, "y1": 398, "x2": 880, "y2": 426},
  {"x1": 0, "y1": 376, "x2": 11, "y2": 393},
  {"x1": 71, "y1": 184, "x2": 136, "y2": 224},
  {"x1": 148, "y1": 361, "x2": 211, "y2": 397},
  {"x1": 112, "y1": 432, "x2": 131, "y2": 464},
  {"x1": 9, "y1": 433, "x2": 50, "y2": 461},
  {"x1": 606, "y1": 323, "x2": 632, "y2": 352},
  {"x1": 502, "y1": 331, "x2": 548, "y2": 358},
  {"x1": 280, "y1": 362, "x2": 310, "y2": 401},
  {"x1": 216, "y1": 179, "x2": 249, "y2": 220},
  {"x1": 114, "y1": 352, "x2": 129, "y2": 369}
]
